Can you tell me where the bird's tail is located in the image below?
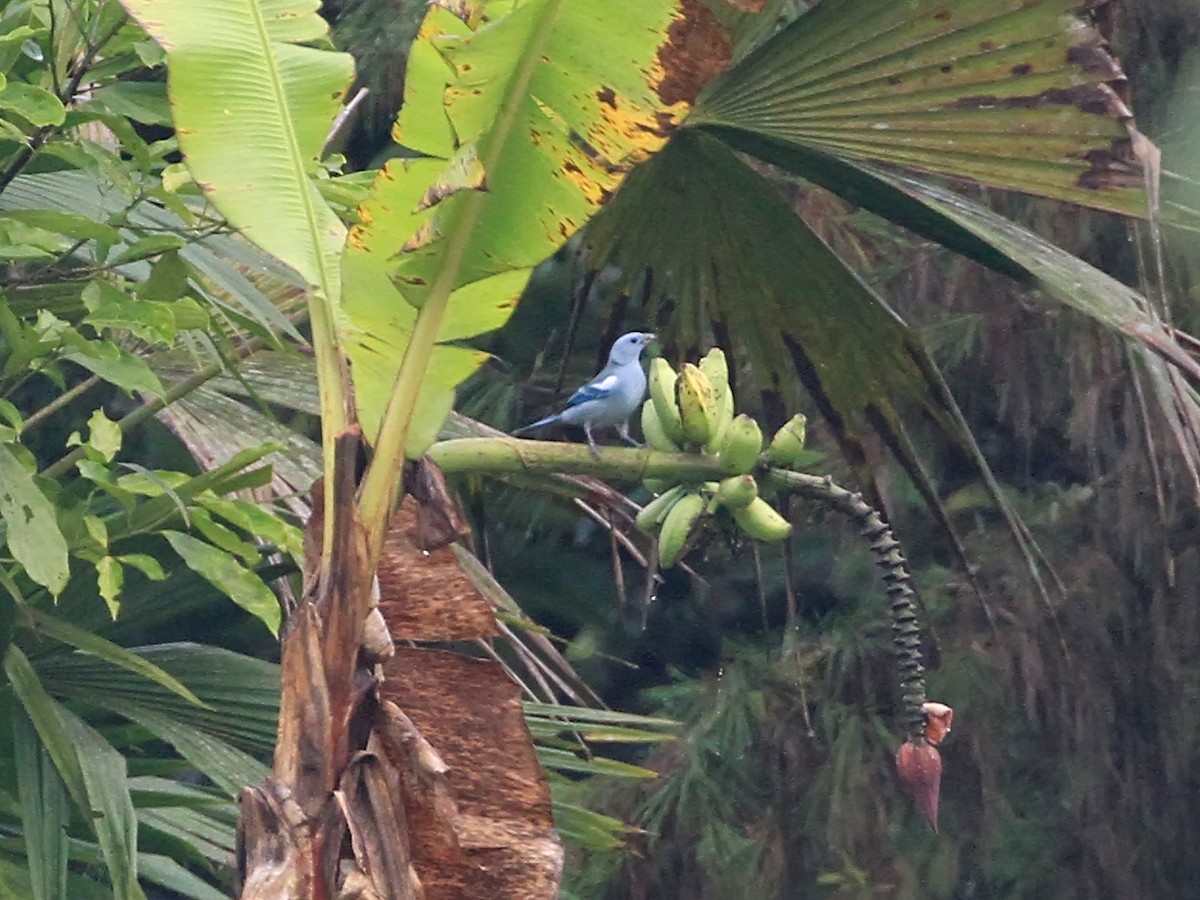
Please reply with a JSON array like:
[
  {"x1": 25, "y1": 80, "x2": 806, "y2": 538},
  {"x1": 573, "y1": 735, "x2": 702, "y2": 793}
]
[{"x1": 513, "y1": 413, "x2": 562, "y2": 436}]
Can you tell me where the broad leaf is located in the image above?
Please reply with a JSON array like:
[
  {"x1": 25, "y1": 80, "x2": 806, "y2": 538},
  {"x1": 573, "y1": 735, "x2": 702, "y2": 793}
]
[
  {"x1": 0, "y1": 82, "x2": 65, "y2": 127},
  {"x1": 120, "y1": 0, "x2": 353, "y2": 306},
  {"x1": 342, "y1": 0, "x2": 693, "y2": 454}
]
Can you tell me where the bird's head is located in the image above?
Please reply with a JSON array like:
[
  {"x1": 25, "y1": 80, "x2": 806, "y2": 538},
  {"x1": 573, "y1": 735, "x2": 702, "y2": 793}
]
[{"x1": 608, "y1": 331, "x2": 656, "y2": 365}]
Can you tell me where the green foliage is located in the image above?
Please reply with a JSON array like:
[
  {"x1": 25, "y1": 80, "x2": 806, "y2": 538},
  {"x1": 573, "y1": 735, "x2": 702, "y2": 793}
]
[{"x1": 0, "y1": 3, "x2": 312, "y2": 894}]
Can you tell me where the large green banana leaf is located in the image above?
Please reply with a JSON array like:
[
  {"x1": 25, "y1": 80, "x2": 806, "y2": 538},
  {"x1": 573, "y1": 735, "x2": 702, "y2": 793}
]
[
  {"x1": 119, "y1": 0, "x2": 352, "y2": 309},
  {"x1": 342, "y1": 0, "x2": 691, "y2": 453},
  {"x1": 122, "y1": 0, "x2": 693, "y2": 460}
]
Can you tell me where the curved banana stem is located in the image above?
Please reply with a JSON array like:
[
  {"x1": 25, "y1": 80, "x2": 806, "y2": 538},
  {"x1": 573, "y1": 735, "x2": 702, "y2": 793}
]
[
  {"x1": 428, "y1": 436, "x2": 930, "y2": 741},
  {"x1": 767, "y1": 471, "x2": 927, "y2": 742}
]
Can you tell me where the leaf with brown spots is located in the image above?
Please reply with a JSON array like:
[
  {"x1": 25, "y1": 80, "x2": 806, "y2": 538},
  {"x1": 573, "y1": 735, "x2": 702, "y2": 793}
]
[
  {"x1": 691, "y1": 0, "x2": 1152, "y2": 215},
  {"x1": 341, "y1": 0, "x2": 700, "y2": 457}
]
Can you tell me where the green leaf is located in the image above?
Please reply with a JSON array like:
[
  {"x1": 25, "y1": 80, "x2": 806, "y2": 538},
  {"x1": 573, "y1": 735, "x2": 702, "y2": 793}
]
[
  {"x1": 22, "y1": 606, "x2": 204, "y2": 707},
  {"x1": 136, "y1": 806, "x2": 235, "y2": 865},
  {"x1": 88, "y1": 81, "x2": 172, "y2": 126},
  {"x1": 86, "y1": 409, "x2": 122, "y2": 462},
  {"x1": 343, "y1": 0, "x2": 689, "y2": 457},
  {"x1": 13, "y1": 709, "x2": 69, "y2": 900},
  {"x1": 57, "y1": 711, "x2": 145, "y2": 900},
  {"x1": 41, "y1": 644, "x2": 278, "y2": 794},
  {"x1": 108, "y1": 234, "x2": 186, "y2": 266},
  {"x1": 0, "y1": 209, "x2": 121, "y2": 244},
  {"x1": 162, "y1": 531, "x2": 281, "y2": 635},
  {"x1": 83, "y1": 279, "x2": 179, "y2": 344},
  {"x1": 8, "y1": 674, "x2": 149, "y2": 900},
  {"x1": 198, "y1": 495, "x2": 302, "y2": 558},
  {"x1": 0, "y1": 82, "x2": 65, "y2": 127},
  {"x1": 120, "y1": 0, "x2": 354, "y2": 304},
  {"x1": 549, "y1": 798, "x2": 629, "y2": 851},
  {"x1": 188, "y1": 507, "x2": 259, "y2": 565},
  {"x1": 83, "y1": 515, "x2": 108, "y2": 550},
  {"x1": 115, "y1": 554, "x2": 166, "y2": 581},
  {"x1": 135, "y1": 852, "x2": 229, "y2": 900},
  {"x1": 62, "y1": 338, "x2": 164, "y2": 398},
  {"x1": 0, "y1": 444, "x2": 69, "y2": 595},
  {"x1": 97, "y1": 556, "x2": 123, "y2": 618},
  {"x1": 0, "y1": 171, "x2": 300, "y2": 338},
  {"x1": 536, "y1": 745, "x2": 658, "y2": 779},
  {"x1": 525, "y1": 701, "x2": 678, "y2": 744},
  {"x1": 109, "y1": 445, "x2": 279, "y2": 540},
  {"x1": 4, "y1": 646, "x2": 87, "y2": 810},
  {"x1": 692, "y1": 0, "x2": 1149, "y2": 215}
]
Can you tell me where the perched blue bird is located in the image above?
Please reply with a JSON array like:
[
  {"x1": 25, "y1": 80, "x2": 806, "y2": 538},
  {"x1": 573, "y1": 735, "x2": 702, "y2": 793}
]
[{"x1": 515, "y1": 332, "x2": 656, "y2": 455}]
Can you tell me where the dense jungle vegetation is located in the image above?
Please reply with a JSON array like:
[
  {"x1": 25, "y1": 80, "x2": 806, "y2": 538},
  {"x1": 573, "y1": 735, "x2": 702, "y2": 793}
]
[{"x1": 1, "y1": 0, "x2": 1199, "y2": 897}]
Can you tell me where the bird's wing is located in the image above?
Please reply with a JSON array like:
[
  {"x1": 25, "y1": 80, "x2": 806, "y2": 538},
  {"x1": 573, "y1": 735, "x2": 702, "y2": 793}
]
[{"x1": 564, "y1": 371, "x2": 619, "y2": 408}]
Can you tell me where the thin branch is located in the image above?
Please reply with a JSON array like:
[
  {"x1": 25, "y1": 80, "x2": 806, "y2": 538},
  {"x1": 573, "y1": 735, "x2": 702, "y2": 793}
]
[
  {"x1": 0, "y1": 17, "x2": 125, "y2": 197},
  {"x1": 38, "y1": 308, "x2": 309, "y2": 481},
  {"x1": 20, "y1": 374, "x2": 102, "y2": 436}
]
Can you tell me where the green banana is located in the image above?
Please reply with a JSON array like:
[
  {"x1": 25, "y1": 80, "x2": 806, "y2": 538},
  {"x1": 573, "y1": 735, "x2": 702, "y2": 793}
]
[
  {"x1": 718, "y1": 414, "x2": 763, "y2": 474},
  {"x1": 699, "y1": 348, "x2": 734, "y2": 452},
  {"x1": 641, "y1": 400, "x2": 680, "y2": 452},
  {"x1": 676, "y1": 363, "x2": 718, "y2": 449},
  {"x1": 648, "y1": 358, "x2": 685, "y2": 445},
  {"x1": 732, "y1": 496, "x2": 792, "y2": 541},
  {"x1": 635, "y1": 484, "x2": 687, "y2": 532},
  {"x1": 658, "y1": 489, "x2": 706, "y2": 567},
  {"x1": 765, "y1": 413, "x2": 809, "y2": 468},
  {"x1": 710, "y1": 474, "x2": 758, "y2": 512}
]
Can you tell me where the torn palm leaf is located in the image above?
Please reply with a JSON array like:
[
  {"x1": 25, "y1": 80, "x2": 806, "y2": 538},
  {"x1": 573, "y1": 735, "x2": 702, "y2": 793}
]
[{"x1": 691, "y1": 0, "x2": 1150, "y2": 215}]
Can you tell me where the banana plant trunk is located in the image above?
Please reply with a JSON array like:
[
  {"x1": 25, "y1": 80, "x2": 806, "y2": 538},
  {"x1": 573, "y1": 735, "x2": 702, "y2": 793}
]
[{"x1": 235, "y1": 433, "x2": 562, "y2": 899}]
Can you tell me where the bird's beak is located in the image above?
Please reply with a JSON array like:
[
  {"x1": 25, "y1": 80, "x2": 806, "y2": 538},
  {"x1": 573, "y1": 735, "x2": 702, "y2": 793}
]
[{"x1": 645, "y1": 333, "x2": 657, "y2": 343}]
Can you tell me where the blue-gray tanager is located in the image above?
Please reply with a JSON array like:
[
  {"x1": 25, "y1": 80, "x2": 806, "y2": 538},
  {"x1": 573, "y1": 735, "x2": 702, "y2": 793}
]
[{"x1": 515, "y1": 332, "x2": 656, "y2": 455}]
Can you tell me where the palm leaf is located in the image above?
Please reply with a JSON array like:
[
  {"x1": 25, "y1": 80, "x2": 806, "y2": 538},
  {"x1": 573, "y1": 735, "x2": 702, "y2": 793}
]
[
  {"x1": 41, "y1": 644, "x2": 279, "y2": 756},
  {"x1": 693, "y1": 0, "x2": 1147, "y2": 214},
  {"x1": 12, "y1": 710, "x2": 69, "y2": 900},
  {"x1": 0, "y1": 171, "x2": 300, "y2": 338},
  {"x1": 4, "y1": 646, "x2": 145, "y2": 899},
  {"x1": 22, "y1": 606, "x2": 204, "y2": 708}
]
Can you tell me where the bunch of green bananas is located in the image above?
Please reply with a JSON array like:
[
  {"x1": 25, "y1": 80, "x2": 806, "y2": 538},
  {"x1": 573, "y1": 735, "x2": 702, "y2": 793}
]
[{"x1": 636, "y1": 349, "x2": 804, "y2": 567}]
